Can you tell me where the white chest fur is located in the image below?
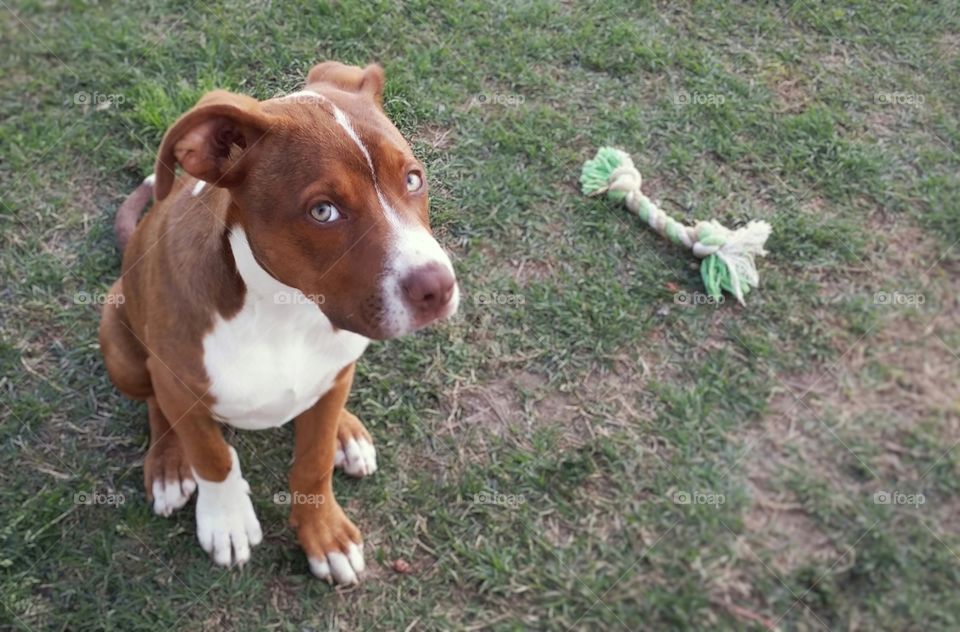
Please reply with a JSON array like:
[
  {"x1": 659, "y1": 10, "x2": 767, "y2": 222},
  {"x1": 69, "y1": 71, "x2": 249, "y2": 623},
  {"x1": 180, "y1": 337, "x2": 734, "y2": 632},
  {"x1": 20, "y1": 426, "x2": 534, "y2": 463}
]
[{"x1": 202, "y1": 228, "x2": 369, "y2": 430}]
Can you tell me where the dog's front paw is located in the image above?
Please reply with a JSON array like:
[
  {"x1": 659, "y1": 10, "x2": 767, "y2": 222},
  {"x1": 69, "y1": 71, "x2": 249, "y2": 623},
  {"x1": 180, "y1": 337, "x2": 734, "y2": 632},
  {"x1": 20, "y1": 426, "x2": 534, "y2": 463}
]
[
  {"x1": 194, "y1": 447, "x2": 263, "y2": 567},
  {"x1": 152, "y1": 476, "x2": 197, "y2": 517},
  {"x1": 292, "y1": 500, "x2": 365, "y2": 585},
  {"x1": 144, "y1": 437, "x2": 196, "y2": 517},
  {"x1": 309, "y1": 541, "x2": 365, "y2": 586},
  {"x1": 335, "y1": 411, "x2": 377, "y2": 478},
  {"x1": 196, "y1": 483, "x2": 262, "y2": 567}
]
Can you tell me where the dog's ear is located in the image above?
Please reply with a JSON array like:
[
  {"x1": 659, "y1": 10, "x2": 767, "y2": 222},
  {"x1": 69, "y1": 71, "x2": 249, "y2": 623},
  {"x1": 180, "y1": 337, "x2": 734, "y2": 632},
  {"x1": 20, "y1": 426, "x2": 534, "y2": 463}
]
[
  {"x1": 306, "y1": 61, "x2": 385, "y2": 104},
  {"x1": 154, "y1": 90, "x2": 272, "y2": 201}
]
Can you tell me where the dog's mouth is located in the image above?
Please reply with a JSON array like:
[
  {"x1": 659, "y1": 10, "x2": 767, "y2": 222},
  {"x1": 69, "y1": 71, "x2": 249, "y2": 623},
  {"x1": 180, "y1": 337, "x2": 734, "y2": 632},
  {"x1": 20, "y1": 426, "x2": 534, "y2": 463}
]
[
  {"x1": 357, "y1": 293, "x2": 391, "y2": 338},
  {"x1": 341, "y1": 283, "x2": 459, "y2": 340},
  {"x1": 321, "y1": 293, "x2": 396, "y2": 341}
]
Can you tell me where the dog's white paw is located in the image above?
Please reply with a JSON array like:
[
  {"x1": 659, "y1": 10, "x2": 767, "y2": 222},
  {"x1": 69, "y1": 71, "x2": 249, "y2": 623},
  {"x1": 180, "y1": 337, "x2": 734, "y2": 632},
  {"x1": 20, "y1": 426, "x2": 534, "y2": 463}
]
[
  {"x1": 309, "y1": 542, "x2": 365, "y2": 585},
  {"x1": 152, "y1": 477, "x2": 196, "y2": 517},
  {"x1": 334, "y1": 437, "x2": 377, "y2": 478},
  {"x1": 194, "y1": 447, "x2": 263, "y2": 567},
  {"x1": 196, "y1": 485, "x2": 262, "y2": 567}
]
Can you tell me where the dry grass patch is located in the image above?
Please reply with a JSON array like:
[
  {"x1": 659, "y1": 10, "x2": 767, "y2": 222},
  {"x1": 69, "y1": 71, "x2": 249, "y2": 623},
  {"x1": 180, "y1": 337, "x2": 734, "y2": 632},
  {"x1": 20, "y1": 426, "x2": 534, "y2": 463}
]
[
  {"x1": 740, "y1": 215, "x2": 960, "y2": 578},
  {"x1": 434, "y1": 339, "x2": 682, "y2": 467}
]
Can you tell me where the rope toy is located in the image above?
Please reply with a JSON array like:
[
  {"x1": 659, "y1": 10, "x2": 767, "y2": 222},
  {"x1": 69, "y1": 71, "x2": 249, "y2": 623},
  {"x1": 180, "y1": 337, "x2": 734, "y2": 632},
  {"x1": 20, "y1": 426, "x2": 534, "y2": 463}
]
[{"x1": 580, "y1": 147, "x2": 772, "y2": 305}]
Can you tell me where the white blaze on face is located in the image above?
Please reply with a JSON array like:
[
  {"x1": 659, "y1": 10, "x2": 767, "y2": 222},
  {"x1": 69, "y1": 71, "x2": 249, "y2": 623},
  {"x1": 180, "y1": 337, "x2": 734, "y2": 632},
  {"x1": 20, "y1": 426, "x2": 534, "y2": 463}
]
[
  {"x1": 380, "y1": 223, "x2": 460, "y2": 334},
  {"x1": 288, "y1": 90, "x2": 458, "y2": 336}
]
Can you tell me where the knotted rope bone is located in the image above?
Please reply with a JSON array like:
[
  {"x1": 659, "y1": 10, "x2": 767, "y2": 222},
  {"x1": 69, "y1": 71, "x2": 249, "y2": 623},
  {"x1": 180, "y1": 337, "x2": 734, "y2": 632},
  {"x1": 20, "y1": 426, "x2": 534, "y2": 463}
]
[{"x1": 580, "y1": 147, "x2": 772, "y2": 305}]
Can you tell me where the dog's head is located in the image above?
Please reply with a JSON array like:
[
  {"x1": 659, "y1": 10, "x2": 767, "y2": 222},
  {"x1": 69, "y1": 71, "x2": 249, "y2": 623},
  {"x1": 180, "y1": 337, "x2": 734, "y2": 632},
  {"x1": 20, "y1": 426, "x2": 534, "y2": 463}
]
[{"x1": 154, "y1": 61, "x2": 458, "y2": 340}]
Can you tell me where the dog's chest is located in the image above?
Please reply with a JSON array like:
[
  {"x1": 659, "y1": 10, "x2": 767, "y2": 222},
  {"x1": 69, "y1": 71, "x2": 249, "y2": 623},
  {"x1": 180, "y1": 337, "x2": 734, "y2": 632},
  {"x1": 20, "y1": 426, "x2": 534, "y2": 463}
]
[{"x1": 202, "y1": 296, "x2": 368, "y2": 430}]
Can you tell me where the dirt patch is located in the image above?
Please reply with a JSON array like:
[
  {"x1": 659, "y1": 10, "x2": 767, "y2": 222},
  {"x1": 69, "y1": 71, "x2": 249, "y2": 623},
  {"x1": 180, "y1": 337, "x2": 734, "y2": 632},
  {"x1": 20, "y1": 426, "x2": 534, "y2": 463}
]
[
  {"x1": 938, "y1": 32, "x2": 960, "y2": 59},
  {"x1": 760, "y1": 61, "x2": 814, "y2": 114},
  {"x1": 741, "y1": 385, "x2": 847, "y2": 576},
  {"x1": 506, "y1": 257, "x2": 555, "y2": 285},
  {"x1": 739, "y1": 213, "x2": 960, "y2": 577},
  {"x1": 436, "y1": 370, "x2": 580, "y2": 464},
  {"x1": 819, "y1": 39, "x2": 854, "y2": 73},
  {"x1": 864, "y1": 109, "x2": 899, "y2": 141},
  {"x1": 460, "y1": 233, "x2": 561, "y2": 290},
  {"x1": 773, "y1": 76, "x2": 813, "y2": 114},
  {"x1": 434, "y1": 343, "x2": 680, "y2": 467},
  {"x1": 412, "y1": 124, "x2": 455, "y2": 151}
]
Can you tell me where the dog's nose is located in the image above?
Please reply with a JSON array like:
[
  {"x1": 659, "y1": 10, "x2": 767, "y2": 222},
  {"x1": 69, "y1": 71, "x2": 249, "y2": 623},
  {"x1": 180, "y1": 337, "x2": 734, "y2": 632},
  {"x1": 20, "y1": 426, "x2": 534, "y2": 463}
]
[{"x1": 401, "y1": 263, "x2": 455, "y2": 314}]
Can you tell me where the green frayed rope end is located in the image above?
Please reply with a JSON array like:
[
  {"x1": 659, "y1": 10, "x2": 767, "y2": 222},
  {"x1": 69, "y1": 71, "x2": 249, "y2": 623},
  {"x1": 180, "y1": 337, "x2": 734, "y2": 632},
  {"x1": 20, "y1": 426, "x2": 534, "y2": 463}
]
[
  {"x1": 580, "y1": 146, "x2": 629, "y2": 197},
  {"x1": 580, "y1": 146, "x2": 771, "y2": 305}
]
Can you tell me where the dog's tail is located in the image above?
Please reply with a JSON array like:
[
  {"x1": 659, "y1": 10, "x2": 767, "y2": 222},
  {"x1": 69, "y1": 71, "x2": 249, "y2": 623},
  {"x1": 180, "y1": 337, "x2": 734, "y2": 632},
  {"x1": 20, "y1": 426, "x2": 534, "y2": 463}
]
[{"x1": 115, "y1": 174, "x2": 155, "y2": 251}]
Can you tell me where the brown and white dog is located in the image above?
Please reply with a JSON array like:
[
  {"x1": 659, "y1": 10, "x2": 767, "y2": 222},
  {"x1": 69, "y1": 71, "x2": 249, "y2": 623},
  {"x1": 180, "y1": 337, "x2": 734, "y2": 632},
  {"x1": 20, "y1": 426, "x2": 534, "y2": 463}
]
[{"x1": 98, "y1": 61, "x2": 458, "y2": 584}]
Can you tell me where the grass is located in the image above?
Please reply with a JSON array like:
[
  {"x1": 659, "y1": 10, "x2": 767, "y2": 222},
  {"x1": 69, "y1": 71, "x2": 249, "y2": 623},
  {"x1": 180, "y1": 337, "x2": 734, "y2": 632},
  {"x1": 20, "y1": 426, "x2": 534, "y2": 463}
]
[{"x1": 2, "y1": 0, "x2": 960, "y2": 629}]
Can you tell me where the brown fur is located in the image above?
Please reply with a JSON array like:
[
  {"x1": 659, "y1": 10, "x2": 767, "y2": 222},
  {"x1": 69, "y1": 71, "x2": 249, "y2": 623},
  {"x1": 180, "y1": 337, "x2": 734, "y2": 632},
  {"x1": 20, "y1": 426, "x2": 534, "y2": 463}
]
[{"x1": 114, "y1": 180, "x2": 154, "y2": 251}]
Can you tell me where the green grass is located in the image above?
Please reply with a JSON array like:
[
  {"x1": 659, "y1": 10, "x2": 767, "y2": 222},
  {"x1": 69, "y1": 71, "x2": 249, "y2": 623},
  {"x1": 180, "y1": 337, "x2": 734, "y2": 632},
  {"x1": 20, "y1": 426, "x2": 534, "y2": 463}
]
[{"x1": 3, "y1": 0, "x2": 960, "y2": 629}]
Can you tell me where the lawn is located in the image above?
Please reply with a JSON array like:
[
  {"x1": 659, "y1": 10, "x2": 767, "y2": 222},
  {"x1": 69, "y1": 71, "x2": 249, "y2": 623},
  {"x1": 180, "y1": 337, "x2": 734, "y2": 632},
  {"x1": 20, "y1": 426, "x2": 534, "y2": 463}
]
[{"x1": 2, "y1": 0, "x2": 960, "y2": 630}]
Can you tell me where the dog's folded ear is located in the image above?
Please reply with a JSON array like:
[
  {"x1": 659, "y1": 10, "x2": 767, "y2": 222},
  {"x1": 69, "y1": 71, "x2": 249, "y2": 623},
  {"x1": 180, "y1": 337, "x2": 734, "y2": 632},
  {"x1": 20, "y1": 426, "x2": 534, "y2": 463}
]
[
  {"x1": 154, "y1": 90, "x2": 272, "y2": 201},
  {"x1": 306, "y1": 61, "x2": 385, "y2": 105}
]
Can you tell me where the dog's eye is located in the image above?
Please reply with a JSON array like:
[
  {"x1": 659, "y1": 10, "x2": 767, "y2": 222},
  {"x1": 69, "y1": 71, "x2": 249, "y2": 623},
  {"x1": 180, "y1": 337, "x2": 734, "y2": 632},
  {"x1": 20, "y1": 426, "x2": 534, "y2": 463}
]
[
  {"x1": 405, "y1": 171, "x2": 423, "y2": 192},
  {"x1": 309, "y1": 202, "x2": 340, "y2": 223}
]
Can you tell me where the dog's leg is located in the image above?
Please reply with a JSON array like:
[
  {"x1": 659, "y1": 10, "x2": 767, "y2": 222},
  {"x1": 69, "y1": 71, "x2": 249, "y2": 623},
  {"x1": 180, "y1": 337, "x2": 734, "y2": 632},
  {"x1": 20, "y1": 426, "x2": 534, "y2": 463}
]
[
  {"x1": 98, "y1": 279, "x2": 152, "y2": 400},
  {"x1": 151, "y1": 366, "x2": 262, "y2": 567},
  {"x1": 289, "y1": 363, "x2": 365, "y2": 584},
  {"x1": 334, "y1": 410, "x2": 377, "y2": 478},
  {"x1": 144, "y1": 396, "x2": 196, "y2": 517}
]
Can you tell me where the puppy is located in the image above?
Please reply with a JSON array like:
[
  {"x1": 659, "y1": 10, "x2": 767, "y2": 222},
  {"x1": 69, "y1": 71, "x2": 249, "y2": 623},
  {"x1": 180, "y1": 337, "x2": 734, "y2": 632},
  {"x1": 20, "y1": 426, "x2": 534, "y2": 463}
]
[{"x1": 99, "y1": 61, "x2": 459, "y2": 584}]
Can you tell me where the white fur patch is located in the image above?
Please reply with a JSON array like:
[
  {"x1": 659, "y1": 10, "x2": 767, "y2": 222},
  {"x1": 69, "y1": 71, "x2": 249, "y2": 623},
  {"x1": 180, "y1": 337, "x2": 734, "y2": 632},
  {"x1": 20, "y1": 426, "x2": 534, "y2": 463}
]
[
  {"x1": 277, "y1": 90, "x2": 326, "y2": 103},
  {"x1": 194, "y1": 446, "x2": 262, "y2": 567},
  {"x1": 143, "y1": 173, "x2": 156, "y2": 186},
  {"x1": 192, "y1": 180, "x2": 206, "y2": 196},
  {"x1": 309, "y1": 542, "x2": 365, "y2": 584},
  {"x1": 381, "y1": 225, "x2": 459, "y2": 335},
  {"x1": 203, "y1": 228, "x2": 369, "y2": 430},
  {"x1": 335, "y1": 437, "x2": 378, "y2": 478},
  {"x1": 152, "y1": 476, "x2": 196, "y2": 517}
]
